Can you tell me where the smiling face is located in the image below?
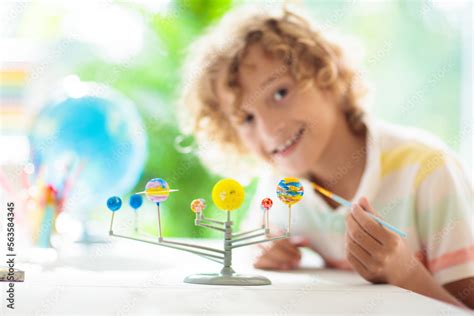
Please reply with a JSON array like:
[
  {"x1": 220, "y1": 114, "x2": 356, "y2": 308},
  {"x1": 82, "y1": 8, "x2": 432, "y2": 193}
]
[{"x1": 216, "y1": 44, "x2": 344, "y2": 176}]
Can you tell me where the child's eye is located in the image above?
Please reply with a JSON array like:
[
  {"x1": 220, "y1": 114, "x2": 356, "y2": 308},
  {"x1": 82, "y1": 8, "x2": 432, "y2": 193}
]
[
  {"x1": 273, "y1": 87, "x2": 288, "y2": 102},
  {"x1": 234, "y1": 110, "x2": 255, "y2": 126},
  {"x1": 243, "y1": 113, "x2": 254, "y2": 124}
]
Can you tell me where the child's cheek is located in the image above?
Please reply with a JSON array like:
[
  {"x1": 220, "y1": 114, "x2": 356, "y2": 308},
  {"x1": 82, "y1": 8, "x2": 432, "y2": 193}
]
[{"x1": 236, "y1": 128, "x2": 263, "y2": 155}]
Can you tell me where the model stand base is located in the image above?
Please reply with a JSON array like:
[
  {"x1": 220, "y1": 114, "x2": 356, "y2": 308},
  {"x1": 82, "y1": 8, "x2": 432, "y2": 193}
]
[{"x1": 184, "y1": 267, "x2": 271, "y2": 286}]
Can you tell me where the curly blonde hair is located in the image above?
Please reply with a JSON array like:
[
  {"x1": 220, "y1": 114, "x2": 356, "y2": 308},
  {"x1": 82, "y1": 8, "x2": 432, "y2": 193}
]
[{"x1": 179, "y1": 5, "x2": 367, "y2": 178}]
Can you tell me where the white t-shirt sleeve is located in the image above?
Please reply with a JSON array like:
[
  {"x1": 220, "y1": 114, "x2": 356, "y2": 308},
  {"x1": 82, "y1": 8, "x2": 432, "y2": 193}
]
[{"x1": 415, "y1": 153, "x2": 474, "y2": 285}]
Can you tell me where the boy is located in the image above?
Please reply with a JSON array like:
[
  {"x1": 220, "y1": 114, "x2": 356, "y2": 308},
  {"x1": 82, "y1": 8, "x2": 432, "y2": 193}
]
[{"x1": 179, "y1": 6, "x2": 473, "y2": 308}]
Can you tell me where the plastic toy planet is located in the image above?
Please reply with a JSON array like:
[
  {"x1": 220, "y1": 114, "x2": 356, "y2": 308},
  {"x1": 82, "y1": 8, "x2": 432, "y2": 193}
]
[
  {"x1": 107, "y1": 196, "x2": 122, "y2": 212},
  {"x1": 276, "y1": 177, "x2": 304, "y2": 205},
  {"x1": 139, "y1": 178, "x2": 178, "y2": 204},
  {"x1": 261, "y1": 198, "x2": 273, "y2": 210},
  {"x1": 129, "y1": 194, "x2": 143, "y2": 210},
  {"x1": 212, "y1": 178, "x2": 245, "y2": 211},
  {"x1": 190, "y1": 198, "x2": 206, "y2": 213}
]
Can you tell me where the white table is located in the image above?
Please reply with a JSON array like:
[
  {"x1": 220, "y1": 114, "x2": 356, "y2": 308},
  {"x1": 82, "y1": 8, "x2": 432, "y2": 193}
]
[{"x1": 4, "y1": 239, "x2": 469, "y2": 315}]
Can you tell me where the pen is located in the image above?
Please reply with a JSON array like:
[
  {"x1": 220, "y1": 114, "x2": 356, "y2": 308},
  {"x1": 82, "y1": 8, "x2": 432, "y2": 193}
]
[{"x1": 310, "y1": 182, "x2": 407, "y2": 238}]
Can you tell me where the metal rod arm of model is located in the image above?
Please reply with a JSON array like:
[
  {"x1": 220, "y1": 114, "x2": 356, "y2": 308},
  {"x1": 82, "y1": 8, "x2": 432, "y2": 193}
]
[{"x1": 106, "y1": 177, "x2": 304, "y2": 286}]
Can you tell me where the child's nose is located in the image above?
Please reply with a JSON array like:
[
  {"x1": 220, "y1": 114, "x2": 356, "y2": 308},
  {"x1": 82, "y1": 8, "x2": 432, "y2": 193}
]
[{"x1": 257, "y1": 111, "x2": 285, "y2": 141}]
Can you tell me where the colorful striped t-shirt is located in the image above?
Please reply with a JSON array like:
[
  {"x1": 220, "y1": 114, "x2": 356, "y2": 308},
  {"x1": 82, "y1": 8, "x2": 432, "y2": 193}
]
[{"x1": 245, "y1": 119, "x2": 473, "y2": 285}]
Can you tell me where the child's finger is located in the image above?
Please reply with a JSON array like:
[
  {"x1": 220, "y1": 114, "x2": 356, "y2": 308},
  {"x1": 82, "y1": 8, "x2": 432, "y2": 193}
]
[
  {"x1": 254, "y1": 256, "x2": 291, "y2": 270},
  {"x1": 346, "y1": 234, "x2": 372, "y2": 265},
  {"x1": 253, "y1": 255, "x2": 280, "y2": 269},
  {"x1": 358, "y1": 197, "x2": 382, "y2": 218},
  {"x1": 290, "y1": 236, "x2": 311, "y2": 248},
  {"x1": 254, "y1": 254, "x2": 297, "y2": 270},
  {"x1": 257, "y1": 239, "x2": 302, "y2": 266},
  {"x1": 263, "y1": 236, "x2": 303, "y2": 256},
  {"x1": 265, "y1": 242, "x2": 300, "y2": 263},
  {"x1": 346, "y1": 214, "x2": 382, "y2": 252},
  {"x1": 351, "y1": 203, "x2": 387, "y2": 244},
  {"x1": 256, "y1": 242, "x2": 301, "y2": 269},
  {"x1": 277, "y1": 239, "x2": 302, "y2": 258},
  {"x1": 347, "y1": 252, "x2": 371, "y2": 280}
]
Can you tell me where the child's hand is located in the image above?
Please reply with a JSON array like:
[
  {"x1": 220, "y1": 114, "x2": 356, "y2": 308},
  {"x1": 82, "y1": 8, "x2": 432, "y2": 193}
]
[
  {"x1": 345, "y1": 197, "x2": 415, "y2": 286},
  {"x1": 254, "y1": 237, "x2": 310, "y2": 271}
]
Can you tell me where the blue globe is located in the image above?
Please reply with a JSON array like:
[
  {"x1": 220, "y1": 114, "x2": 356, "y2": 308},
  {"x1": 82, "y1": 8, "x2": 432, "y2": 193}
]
[
  {"x1": 107, "y1": 196, "x2": 123, "y2": 212},
  {"x1": 30, "y1": 83, "x2": 147, "y2": 209}
]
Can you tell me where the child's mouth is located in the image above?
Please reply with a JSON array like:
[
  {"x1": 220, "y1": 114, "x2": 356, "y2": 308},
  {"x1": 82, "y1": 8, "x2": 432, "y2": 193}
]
[{"x1": 271, "y1": 127, "x2": 305, "y2": 158}]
